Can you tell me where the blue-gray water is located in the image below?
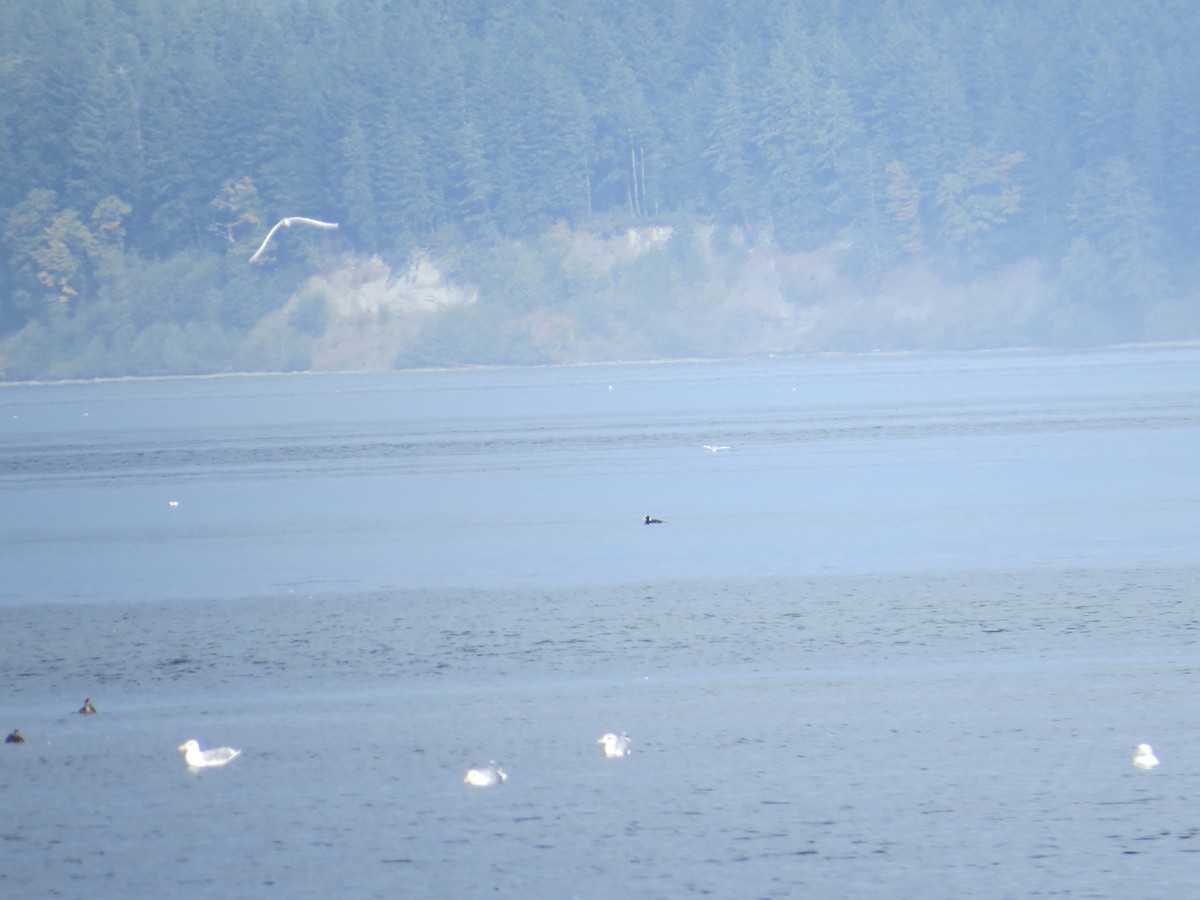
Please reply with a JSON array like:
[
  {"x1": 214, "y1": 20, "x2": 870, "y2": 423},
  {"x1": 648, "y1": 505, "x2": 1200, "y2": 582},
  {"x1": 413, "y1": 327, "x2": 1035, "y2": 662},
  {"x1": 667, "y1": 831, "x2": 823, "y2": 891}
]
[{"x1": 2, "y1": 346, "x2": 1199, "y2": 897}]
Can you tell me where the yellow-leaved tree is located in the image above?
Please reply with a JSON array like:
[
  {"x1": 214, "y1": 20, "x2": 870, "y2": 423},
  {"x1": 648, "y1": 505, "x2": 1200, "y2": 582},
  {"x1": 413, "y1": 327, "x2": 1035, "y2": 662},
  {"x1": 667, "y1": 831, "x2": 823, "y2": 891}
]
[
  {"x1": 208, "y1": 176, "x2": 265, "y2": 256},
  {"x1": 935, "y1": 149, "x2": 1026, "y2": 261}
]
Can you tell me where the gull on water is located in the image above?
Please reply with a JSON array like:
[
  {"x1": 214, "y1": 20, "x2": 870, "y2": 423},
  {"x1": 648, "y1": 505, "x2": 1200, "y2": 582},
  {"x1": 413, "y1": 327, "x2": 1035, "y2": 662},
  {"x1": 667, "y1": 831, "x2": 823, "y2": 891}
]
[
  {"x1": 1132, "y1": 743, "x2": 1159, "y2": 769},
  {"x1": 598, "y1": 732, "x2": 632, "y2": 758},
  {"x1": 179, "y1": 739, "x2": 241, "y2": 769},
  {"x1": 249, "y1": 217, "x2": 339, "y2": 262},
  {"x1": 464, "y1": 763, "x2": 507, "y2": 787},
  {"x1": 702, "y1": 445, "x2": 731, "y2": 452}
]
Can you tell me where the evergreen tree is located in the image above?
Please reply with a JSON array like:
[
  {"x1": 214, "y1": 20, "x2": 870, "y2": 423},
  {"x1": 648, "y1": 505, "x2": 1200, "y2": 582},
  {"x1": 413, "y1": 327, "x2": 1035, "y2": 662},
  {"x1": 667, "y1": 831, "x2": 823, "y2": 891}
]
[
  {"x1": 1068, "y1": 155, "x2": 1168, "y2": 329},
  {"x1": 338, "y1": 119, "x2": 380, "y2": 251},
  {"x1": 3, "y1": 0, "x2": 1200, "y2": 375},
  {"x1": 705, "y1": 50, "x2": 766, "y2": 231},
  {"x1": 758, "y1": 37, "x2": 823, "y2": 248},
  {"x1": 592, "y1": 57, "x2": 660, "y2": 220}
]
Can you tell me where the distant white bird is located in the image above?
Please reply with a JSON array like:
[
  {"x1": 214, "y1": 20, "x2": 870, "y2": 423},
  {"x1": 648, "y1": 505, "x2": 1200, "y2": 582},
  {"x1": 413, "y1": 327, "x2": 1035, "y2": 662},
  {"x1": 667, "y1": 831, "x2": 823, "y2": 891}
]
[
  {"x1": 249, "y1": 217, "x2": 339, "y2": 262},
  {"x1": 1132, "y1": 743, "x2": 1159, "y2": 769},
  {"x1": 702, "y1": 445, "x2": 731, "y2": 452},
  {"x1": 464, "y1": 762, "x2": 507, "y2": 787},
  {"x1": 179, "y1": 738, "x2": 241, "y2": 769},
  {"x1": 598, "y1": 732, "x2": 632, "y2": 758}
]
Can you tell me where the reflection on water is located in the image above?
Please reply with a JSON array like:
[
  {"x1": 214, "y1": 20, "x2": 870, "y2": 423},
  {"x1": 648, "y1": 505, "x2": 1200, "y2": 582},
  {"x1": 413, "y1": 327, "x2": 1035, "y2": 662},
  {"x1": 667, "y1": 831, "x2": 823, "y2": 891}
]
[
  {"x1": 3, "y1": 345, "x2": 1198, "y2": 604},
  {"x1": 1, "y1": 346, "x2": 1199, "y2": 896}
]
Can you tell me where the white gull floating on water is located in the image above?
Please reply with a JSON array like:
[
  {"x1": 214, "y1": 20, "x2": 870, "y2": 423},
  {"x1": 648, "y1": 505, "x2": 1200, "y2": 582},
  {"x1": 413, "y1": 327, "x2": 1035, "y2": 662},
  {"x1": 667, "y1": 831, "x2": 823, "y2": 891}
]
[
  {"x1": 179, "y1": 739, "x2": 241, "y2": 769},
  {"x1": 598, "y1": 732, "x2": 632, "y2": 758},
  {"x1": 1132, "y1": 743, "x2": 1159, "y2": 769},
  {"x1": 464, "y1": 763, "x2": 507, "y2": 787}
]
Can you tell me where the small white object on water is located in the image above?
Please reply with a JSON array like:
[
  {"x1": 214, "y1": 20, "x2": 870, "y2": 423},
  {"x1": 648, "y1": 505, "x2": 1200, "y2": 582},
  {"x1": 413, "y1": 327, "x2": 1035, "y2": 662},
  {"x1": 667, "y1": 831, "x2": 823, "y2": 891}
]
[
  {"x1": 1133, "y1": 743, "x2": 1159, "y2": 769},
  {"x1": 168, "y1": 500, "x2": 179, "y2": 507},
  {"x1": 598, "y1": 732, "x2": 632, "y2": 758},
  {"x1": 249, "y1": 217, "x2": 339, "y2": 262},
  {"x1": 179, "y1": 739, "x2": 240, "y2": 769},
  {"x1": 464, "y1": 763, "x2": 507, "y2": 787}
]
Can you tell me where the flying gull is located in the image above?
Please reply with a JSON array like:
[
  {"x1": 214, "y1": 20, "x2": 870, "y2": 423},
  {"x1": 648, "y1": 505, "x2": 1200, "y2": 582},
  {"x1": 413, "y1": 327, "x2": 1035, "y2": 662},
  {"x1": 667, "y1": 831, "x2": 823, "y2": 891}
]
[
  {"x1": 179, "y1": 738, "x2": 241, "y2": 769},
  {"x1": 249, "y1": 217, "x2": 339, "y2": 262},
  {"x1": 702, "y1": 445, "x2": 731, "y2": 452}
]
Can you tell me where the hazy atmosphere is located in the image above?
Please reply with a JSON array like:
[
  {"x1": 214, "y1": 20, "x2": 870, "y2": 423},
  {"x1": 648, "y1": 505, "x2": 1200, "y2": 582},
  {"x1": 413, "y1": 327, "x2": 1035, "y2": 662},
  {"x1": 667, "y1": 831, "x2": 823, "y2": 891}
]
[
  {"x1": 2, "y1": 1, "x2": 1199, "y2": 379},
  {"x1": 7, "y1": 6, "x2": 1200, "y2": 895}
]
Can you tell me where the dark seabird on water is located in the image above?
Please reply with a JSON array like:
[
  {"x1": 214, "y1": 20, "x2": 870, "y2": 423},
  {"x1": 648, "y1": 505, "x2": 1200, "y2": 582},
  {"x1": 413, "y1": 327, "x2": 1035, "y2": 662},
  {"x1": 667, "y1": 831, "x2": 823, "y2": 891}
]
[
  {"x1": 5, "y1": 729, "x2": 25, "y2": 744},
  {"x1": 644, "y1": 515, "x2": 663, "y2": 524},
  {"x1": 79, "y1": 697, "x2": 97, "y2": 714}
]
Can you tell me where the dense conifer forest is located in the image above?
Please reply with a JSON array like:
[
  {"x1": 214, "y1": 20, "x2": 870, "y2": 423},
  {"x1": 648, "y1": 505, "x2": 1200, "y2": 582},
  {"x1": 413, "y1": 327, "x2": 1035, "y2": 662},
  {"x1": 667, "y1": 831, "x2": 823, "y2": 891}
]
[{"x1": 2, "y1": 0, "x2": 1198, "y2": 379}]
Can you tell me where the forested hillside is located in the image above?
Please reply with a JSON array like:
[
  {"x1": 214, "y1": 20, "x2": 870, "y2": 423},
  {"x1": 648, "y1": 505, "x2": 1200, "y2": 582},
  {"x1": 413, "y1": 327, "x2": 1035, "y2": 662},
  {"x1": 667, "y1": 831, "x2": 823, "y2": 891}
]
[{"x1": 3, "y1": 0, "x2": 1198, "y2": 379}]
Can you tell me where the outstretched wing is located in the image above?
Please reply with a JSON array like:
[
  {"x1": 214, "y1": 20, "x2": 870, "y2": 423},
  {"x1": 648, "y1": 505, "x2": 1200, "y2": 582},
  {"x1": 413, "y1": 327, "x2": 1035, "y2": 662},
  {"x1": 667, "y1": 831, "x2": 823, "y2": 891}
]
[
  {"x1": 283, "y1": 217, "x2": 339, "y2": 230},
  {"x1": 250, "y1": 217, "x2": 339, "y2": 262},
  {"x1": 249, "y1": 219, "x2": 288, "y2": 262}
]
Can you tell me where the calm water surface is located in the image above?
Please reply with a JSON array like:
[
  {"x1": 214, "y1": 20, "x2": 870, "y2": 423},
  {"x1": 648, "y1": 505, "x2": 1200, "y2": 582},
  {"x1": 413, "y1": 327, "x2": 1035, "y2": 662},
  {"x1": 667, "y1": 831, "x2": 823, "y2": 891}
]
[{"x1": 2, "y1": 346, "x2": 1199, "y2": 897}]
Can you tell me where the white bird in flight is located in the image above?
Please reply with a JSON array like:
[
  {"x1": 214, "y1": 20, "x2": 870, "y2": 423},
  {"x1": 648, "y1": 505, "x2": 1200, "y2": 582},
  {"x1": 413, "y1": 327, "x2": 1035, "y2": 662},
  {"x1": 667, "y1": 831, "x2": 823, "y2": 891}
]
[
  {"x1": 702, "y1": 445, "x2": 731, "y2": 452},
  {"x1": 249, "y1": 217, "x2": 339, "y2": 262},
  {"x1": 598, "y1": 732, "x2": 632, "y2": 758},
  {"x1": 178, "y1": 738, "x2": 241, "y2": 769}
]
